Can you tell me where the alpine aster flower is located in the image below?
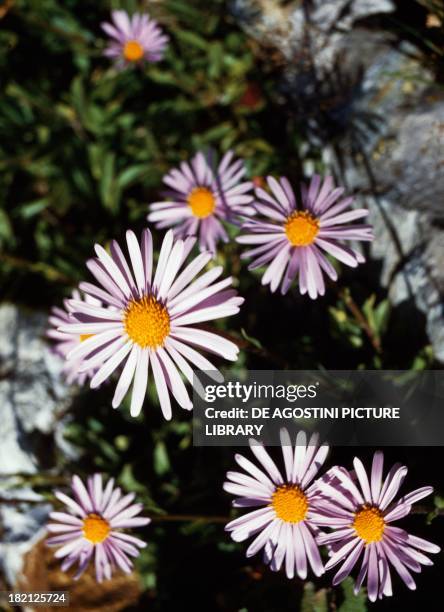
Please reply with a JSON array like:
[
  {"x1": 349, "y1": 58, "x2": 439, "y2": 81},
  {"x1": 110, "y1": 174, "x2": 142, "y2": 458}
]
[
  {"x1": 237, "y1": 175, "x2": 373, "y2": 298},
  {"x1": 224, "y1": 429, "x2": 328, "y2": 579},
  {"x1": 148, "y1": 150, "x2": 254, "y2": 254},
  {"x1": 101, "y1": 10, "x2": 168, "y2": 68},
  {"x1": 315, "y1": 452, "x2": 440, "y2": 601},
  {"x1": 47, "y1": 474, "x2": 150, "y2": 582},
  {"x1": 59, "y1": 229, "x2": 242, "y2": 419},
  {"x1": 47, "y1": 291, "x2": 100, "y2": 385}
]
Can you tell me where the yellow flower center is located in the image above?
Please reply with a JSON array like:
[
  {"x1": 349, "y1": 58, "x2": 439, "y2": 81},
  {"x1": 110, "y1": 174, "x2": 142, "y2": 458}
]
[
  {"x1": 271, "y1": 484, "x2": 309, "y2": 523},
  {"x1": 80, "y1": 334, "x2": 93, "y2": 342},
  {"x1": 353, "y1": 505, "x2": 385, "y2": 544},
  {"x1": 285, "y1": 211, "x2": 320, "y2": 247},
  {"x1": 187, "y1": 187, "x2": 216, "y2": 219},
  {"x1": 82, "y1": 513, "x2": 110, "y2": 544},
  {"x1": 123, "y1": 40, "x2": 144, "y2": 62},
  {"x1": 124, "y1": 295, "x2": 170, "y2": 348}
]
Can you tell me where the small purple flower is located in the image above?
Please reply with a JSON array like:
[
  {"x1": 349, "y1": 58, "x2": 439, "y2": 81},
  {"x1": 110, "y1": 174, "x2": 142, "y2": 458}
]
[
  {"x1": 237, "y1": 175, "x2": 373, "y2": 298},
  {"x1": 58, "y1": 229, "x2": 242, "y2": 419},
  {"x1": 314, "y1": 452, "x2": 440, "y2": 601},
  {"x1": 47, "y1": 474, "x2": 150, "y2": 582},
  {"x1": 224, "y1": 429, "x2": 328, "y2": 579},
  {"x1": 148, "y1": 150, "x2": 254, "y2": 254},
  {"x1": 101, "y1": 10, "x2": 168, "y2": 69},
  {"x1": 47, "y1": 290, "x2": 100, "y2": 385}
]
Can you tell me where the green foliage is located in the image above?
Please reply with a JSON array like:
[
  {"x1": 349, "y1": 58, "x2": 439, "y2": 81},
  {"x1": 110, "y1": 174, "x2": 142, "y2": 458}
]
[
  {"x1": 338, "y1": 578, "x2": 367, "y2": 612},
  {"x1": 0, "y1": 0, "x2": 271, "y2": 294},
  {"x1": 301, "y1": 582, "x2": 328, "y2": 612}
]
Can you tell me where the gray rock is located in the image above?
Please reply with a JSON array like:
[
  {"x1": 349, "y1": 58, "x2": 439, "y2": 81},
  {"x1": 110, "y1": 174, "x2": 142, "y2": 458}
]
[
  {"x1": 329, "y1": 38, "x2": 444, "y2": 359},
  {"x1": 0, "y1": 305, "x2": 73, "y2": 474},
  {"x1": 232, "y1": 0, "x2": 444, "y2": 360},
  {"x1": 0, "y1": 304, "x2": 75, "y2": 585},
  {"x1": 0, "y1": 500, "x2": 51, "y2": 586},
  {"x1": 231, "y1": 0, "x2": 395, "y2": 68},
  {"x1": 368, "y1": 99, "x2": 444, "y2": 220}
]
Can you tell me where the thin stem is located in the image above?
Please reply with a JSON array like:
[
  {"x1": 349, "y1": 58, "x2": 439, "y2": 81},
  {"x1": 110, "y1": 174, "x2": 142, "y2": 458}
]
[{"x1": 339, "y1": 287, "x2": 382, "y2": 354}]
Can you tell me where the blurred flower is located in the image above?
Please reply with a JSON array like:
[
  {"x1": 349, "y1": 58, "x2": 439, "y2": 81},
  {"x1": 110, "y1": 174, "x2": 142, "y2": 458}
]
[
  {"x1": 224, "y1": 429, "x2": 328, "y2": 579},
  {"x1": 58, "y1": 229, "x2": 242, "y2": 419},
  {"x1": 237, "y1": 175, "x2": 373, "y2": 298},
  {"x1": 101, "y1": 10, "x2": 168, "y2": 68},
  {"x1": 148, "y1": 150, "x2": 254, "y2": 254},
  {"x1": 315, "y1": 452, "x2": 440, "y2": 601},
  {"x1": 47, "y1": 290, "x2": 100, "y2": 385},
  {"x1": 47, "y1": 474, "x2": 150, "y2": 582}
]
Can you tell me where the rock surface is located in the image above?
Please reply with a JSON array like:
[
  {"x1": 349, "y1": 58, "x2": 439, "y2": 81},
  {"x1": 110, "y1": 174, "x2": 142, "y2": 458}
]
[
  {"x1": 232, "y1": 0, "x2": 444, "y2": 360},
  {"x1": 0, "y1": 304, "x2": 73, "y2": 586},
  {"x1": 0, "y1": 304, "x2": 72, "y2": 474}
]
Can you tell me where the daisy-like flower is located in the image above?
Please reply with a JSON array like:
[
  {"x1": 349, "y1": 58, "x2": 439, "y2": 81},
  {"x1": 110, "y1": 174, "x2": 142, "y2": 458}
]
[
  {"x1": 47, "y1": 291, "x2": 100, "y2": 385},
  {"x1": 224, "y1": 429, "x2": 329, "y2": 579},
  {"x1": 58, "y1": 229, "x2": 242, "y2": 419},
  {"x1": 237, "y1": 174, "x2": 373, "y2": 298},
  {"x1": 101, "y1": 10, "x2": 168, "y2": 69},
  {"x1": 147, "y1": 150, "x2": 254, "y2": 254},
  {"x1": 315, "y1": 452, "x2": 440, "y2": 601},
  {"x1": 47, "y1": 474, "x2": 150, "y2": 582}
]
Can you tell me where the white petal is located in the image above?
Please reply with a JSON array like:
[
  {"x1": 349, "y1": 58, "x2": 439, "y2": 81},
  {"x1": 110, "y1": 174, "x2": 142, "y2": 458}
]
[
  {"x1": 90, "y1": 341, "x2": 132, "y2": 388},
  {"x1": 126, "y1": 230, "x2": 145, "y2": 294},
  {"x1": 157, "y1": 347, "x2": 192, "y2": 410},
  {"x1": 150, "y1": 350, "x2": 172, "y2": 420},
  {"x1": 112, "y1": 345, "x2": 139, "y2": 408},
  {"x1": 130, "y1": 349, "x2": 149, "y2": 417}
]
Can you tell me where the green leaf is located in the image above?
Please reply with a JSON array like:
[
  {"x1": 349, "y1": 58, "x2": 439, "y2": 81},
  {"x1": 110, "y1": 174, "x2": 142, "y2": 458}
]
[
  {"x1": 338, "y1": 577, "x2": 367, "y2": 612},
  {"x1": 301, "y1": 582, "x2": 328, "y2": 612},
  {"x1": 374, "y1": 299, "x2": 390, "y2": 335},
  {"x1": 119, "y1": 463, "x2": 146, "y2": 494},
  {"x1": 153, "y1": 440, "x2": 170, "y2": 476},
  {"x1": 0, "y1": 208, "x2": 14, "y2": 245},
  {"x1": 99, "y1": 152, "x2": 120, "y2": 213},
  {"x1": 165, "y1": 0, "x2": 207, "y2": 26},
  {"x1": 16, "y1": 198, "x2": 49, "y2": 219},
  {"x1": 87, "y1": 417, "x2": 104, "y2": 434},
  {"x1": 117, "y1": 164, "x2": 148, "y2": 190},
  {"x1": 175, "y1": 29, "x2": 208, "y2": 51},
  {"x1": 434, "y1": 494, "x2": 444, "y2": 509},
  {"x1": 71, "y1": 75, "x2": 86, "y2": 117}
]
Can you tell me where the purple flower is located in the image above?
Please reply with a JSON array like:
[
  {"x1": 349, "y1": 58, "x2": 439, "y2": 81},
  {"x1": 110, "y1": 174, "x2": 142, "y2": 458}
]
[
  {"x1": 148, "y1": 150, "x2": 254, "y2": 254},
  {"x1": 237, "y1": 175, "x2": 373, "y2": 298},
  {"x1": 47, "y1": 290, "x2": 101, "y2": 385},
  {"x1": 315, "y1": 452, "x2": 440, "y2": 601},
  {"x1": 47, "y1": 474, "x2": 150, "y2": 582},
  {"x1": 58, "y1": 229, "x2": 242, "y2": 419},
  {"x1": 224, "y1": 429, "x2": 329, "y2": 579},
  {"x1": 101, "y1": 10, "x2": 168, "y2": 68}
]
